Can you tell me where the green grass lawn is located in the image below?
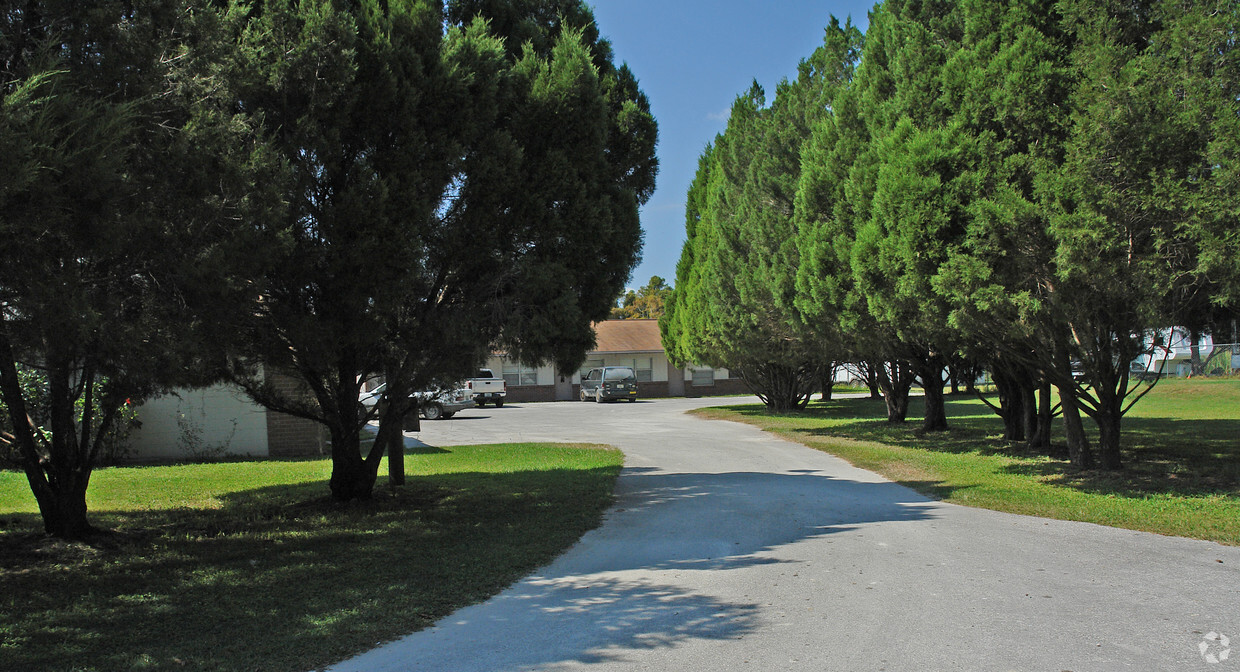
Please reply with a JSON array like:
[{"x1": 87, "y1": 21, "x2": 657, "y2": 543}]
[
  {"x1": 0, "y1": 443, "x2": 623, "y2": 672},
  {"x1": 696, "y1": 378, "x2": 1240, "y2": 545}
]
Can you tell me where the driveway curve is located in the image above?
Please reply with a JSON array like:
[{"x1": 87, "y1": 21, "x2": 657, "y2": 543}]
[{"x1": 329, "y1": 396, "x2": 1240, "y2": 671}]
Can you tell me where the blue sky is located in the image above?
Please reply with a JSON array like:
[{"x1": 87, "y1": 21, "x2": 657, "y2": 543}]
[{"x1": 588, "y1": 0, "x2": 877, "y2": 290}]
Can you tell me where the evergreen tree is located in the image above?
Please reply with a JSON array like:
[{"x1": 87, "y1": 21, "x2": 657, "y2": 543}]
[
  {"x1": 612, "y1": 276, "x2": 673, "y2": 319},
  {"x1": 663, "y1": 18, "x2": 862, "y2": 411},
  {"x1": 228, "y1": 0, "x2": 656, "y2": 500},
  {"x1": 0, "y1": 0, "x2": 265, "y2": 537}
]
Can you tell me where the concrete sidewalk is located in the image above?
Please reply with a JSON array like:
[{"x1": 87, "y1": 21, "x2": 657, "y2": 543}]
[{"x1": 328, "y1": 396, "x2": 1240, "y2": 671}]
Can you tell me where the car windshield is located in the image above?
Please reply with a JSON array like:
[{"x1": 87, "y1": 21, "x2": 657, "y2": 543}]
[{"x1": 604, "y1": 367, "x2": 635, "y2": 381}]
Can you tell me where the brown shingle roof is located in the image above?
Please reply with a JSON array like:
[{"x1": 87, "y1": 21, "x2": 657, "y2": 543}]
[{"x1": 591, "y1": 319, "x2": 664, "y2": 354}]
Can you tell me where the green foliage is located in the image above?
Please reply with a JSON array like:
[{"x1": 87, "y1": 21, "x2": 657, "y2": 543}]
[
  {"x1": 0, "y1": 443, "x2": 623, "y2": 671},
  {"x1": 0, "y1": 0, "x2": 265, "y2": 537},
  {"x1": 663, "y1": 18, "x2": 863, "y2": 411},
  {"x1": 611, "y1": 276, "x2": 673, "y2": 319},
  {"x1": 698, "y1": 378, "x2": 1240, "y2": 544},
  {"x1": 1, "y1": 0, "x2": 656, "y2": 531},
  {"x1": 784, "y1": 0, "x2": 1239, "y2": 458},
  {"x1": 0, "y1": 367, "x2": 137, "y2": 470},
  {"x1": 221, "y1": 0, "x2": 657, "y2": 501}
]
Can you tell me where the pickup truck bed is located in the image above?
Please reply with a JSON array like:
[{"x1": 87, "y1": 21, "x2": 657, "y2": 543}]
[{"x1": 467, "y1": 369, "x2": 507, "y2": 407}]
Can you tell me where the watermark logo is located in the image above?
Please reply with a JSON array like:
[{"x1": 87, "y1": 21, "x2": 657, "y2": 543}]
[{"x1": 1200, "y1": 632, "x2": 1231, "y2": 665}]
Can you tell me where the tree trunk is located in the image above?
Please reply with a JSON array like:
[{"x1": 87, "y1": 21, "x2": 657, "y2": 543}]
[
  {"x1": 746, "y1": 362, "x2": 815, "y2": 413},
  {"x1": 1019, "y1": 383, "x2": 1037, "y2": 445},
  {"x1": 1095, "y1": 408, "x2": 1123, "y2": 470},
  {"x1": 1057, "y1": 385, "x2": 1094, "y2": 469},
  {"x1": 864, "y1": 362, "x2": 882, "y2": 399},
  {"x1": 947, "y1": 360, "x2": 961, "y2": 395},
  {"x1": 819, "y1": 365, "x2": 834, "y2": 401},
  {"x1": 991, "y1": 368, "x2": 1024, "y2": 441},
  {"x1": 876, "y1": 360, "x2": 913, "y2": 423},
  {"x1": 387, "y1": 425, "x2": 405, "y2": 487},
  {"x1": 328, "y1": 424, "x2": 376, "y2": 500},
  {"x1": 0, "y1": 338, "x2": 101, "y2": 539},
  {"x1": 1029, "y1": 380, "x2": 1052, "y2": 451},
  {"x1": 1190, "y1": 328, "x2": 1203, "y2": 376},
  {"x1": 918, "y1": 355, "x2": 948, "y2": 432},
  {"x1": 376, "y1": 393, "x2": 419, "y2": 490},
  {"x1": 38, "y1": 476, "x2": 94, "y2": 539}
]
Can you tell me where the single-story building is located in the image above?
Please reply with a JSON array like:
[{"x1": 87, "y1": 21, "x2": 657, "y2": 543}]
[
  {"x1": 485, "y1": 319, "x2": 749, "y2": 402},
  {"x1": 126, "y1": 367, "x2": 326, "y2": 462},
  {"x1": 1135, "y1": 327, "x2": 1239, "y2": 378},
  {"x1": 125, "y1": 320, "x2": 748, "y2": 461}
]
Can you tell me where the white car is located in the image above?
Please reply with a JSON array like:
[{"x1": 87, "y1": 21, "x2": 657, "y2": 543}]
[{"x1": 358, "y1": 383, "x2": 471, "y2": 420}]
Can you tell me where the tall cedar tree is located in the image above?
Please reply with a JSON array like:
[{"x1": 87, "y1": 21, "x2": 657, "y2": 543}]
[
  {"x1": 1030, "y1": 0, "x2": 1238, "y2": 468},
  {"x1": 0, "y1": 0, "x2": 266, "y2": 537},
  {"x1": 841, "y1": 0, "x2": 969, "y2": 431},
  {"x1": 229, "y1": 0, "x2": 656, "y2": 500},
  {"x1": 930, "y1": 0, "x2": 1075, "y2": 454},
  {"x1": 662, "y1": 18, "x2": 862, "y2": 412}
]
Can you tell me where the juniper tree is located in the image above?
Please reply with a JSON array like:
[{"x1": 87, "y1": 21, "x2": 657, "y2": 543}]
[{"x1": 228, "y1": 0, "x2": 656, "y2": 500}]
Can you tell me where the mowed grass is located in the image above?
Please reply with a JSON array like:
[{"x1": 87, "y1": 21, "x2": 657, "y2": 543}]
[
  {"x1": 0, "y1": 443, "x2": 623, "y2": 672},
  {"x1": 695, "y1": 378, "x2": 1240, "y2": 545}
]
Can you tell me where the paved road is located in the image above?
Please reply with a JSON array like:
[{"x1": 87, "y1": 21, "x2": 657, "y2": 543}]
[{"x1": 330, "y1": 396, "x2": 1240, "y2": 671}]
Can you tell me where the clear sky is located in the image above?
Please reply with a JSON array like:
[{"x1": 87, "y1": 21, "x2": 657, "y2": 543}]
[{"x1": 588, "y1": 0, "x2": 877, "y2": 291}]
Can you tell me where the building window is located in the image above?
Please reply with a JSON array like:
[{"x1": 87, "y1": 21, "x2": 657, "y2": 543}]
[
  {"x1": 632, "y1": 357, "x2": 653, "y2": 382},
  {"x1": 502, "y1": 362, "x2": 538, "y2": 386},
  {"x1": 691, "y1": 368, "x2": 715, "y2": 386}
]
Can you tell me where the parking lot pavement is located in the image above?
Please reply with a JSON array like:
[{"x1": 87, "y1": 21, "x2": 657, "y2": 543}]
[{"x1": 334, "y1": 396, "x2": 1240, "y2": 672}]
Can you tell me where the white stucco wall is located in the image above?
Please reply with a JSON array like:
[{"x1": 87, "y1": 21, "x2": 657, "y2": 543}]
[
  {"x1": 128, "y1": 384, "x2": 269, "y2": 461},
  {"x1": 575, "y1": 354, "x2": 669, "y2": 382},
  {"x1": 484, "y1": 354, "x2": 726, "y2": 389}
]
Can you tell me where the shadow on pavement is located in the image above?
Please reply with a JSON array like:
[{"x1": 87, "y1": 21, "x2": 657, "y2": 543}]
[{"x1": 333, "y1": 468, "x2": 938, "y2": 672}]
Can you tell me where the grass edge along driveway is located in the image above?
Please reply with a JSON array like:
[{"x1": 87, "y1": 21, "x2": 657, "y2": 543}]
[
  {"x1": 694, "y1": 379, "x2": 1240, "y2": 546},
  {"x1": 0, "y1": 442, "x2": 623, "y2": 672}
]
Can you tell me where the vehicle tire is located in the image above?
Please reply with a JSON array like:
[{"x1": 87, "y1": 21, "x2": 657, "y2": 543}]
[
  {"x1": 596, "y1": 390, "x2": 604, "y2": 403},
  {"x1": 628, "y1": 397, "x2": 636, "y2": 403},
  {"x1": 580, "y1": 389, "x2": 588, "y2": 402},
  {"x1": 494, "y1": 399, "x2": 504, "y2": 408},
  {"x1": 475, "y1": 399, "x2": 486, "y2": 408},
  {"x1": 442, "y1": 412, "x2": 455, "y2": 419},
  {"x1": 422, "y1": 403, "x2": 443, "y2": 421}
]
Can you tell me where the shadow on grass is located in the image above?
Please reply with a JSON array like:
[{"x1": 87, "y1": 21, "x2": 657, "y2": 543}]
[
  {"x1": 714, "y1": 394, "x2": 1240, "y2": 502},
  {"x1": 0, "y1": 464, "x2": 618, "y2": 672},
  {"x1": 1, "y1": 464, "x2": 940, "y2": 672},
  {"x1": 1002, "y1": 416, "x2": 1240, "y2": 498}
]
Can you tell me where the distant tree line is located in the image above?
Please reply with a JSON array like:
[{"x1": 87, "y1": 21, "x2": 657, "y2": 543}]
[
  {"x1": 1, "y1": 0, "x2": 656, "y2": 539},
  {"x1": 611, "y1": 276, "x2": 672, "y2": 319},
  {"x1": 662, "y1": 0, "x2": 1239, "y2": 470}
]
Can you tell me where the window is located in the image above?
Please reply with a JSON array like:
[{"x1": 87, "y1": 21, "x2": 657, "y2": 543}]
[
  {"x1": 502, "y1": 362, "x2": 538, "y2": 386},
  {"x1": 604, "y1": 367, "x2": 636, "y2": 381},
  {"x1": 691, "y1": 368, "x2": 715, "y2": 386},
  {"x1": 631, "y1": 357, "x2": 653, "y2": 382}
]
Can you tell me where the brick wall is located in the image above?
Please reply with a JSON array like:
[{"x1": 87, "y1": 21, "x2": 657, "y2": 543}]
[
  {"x1": 506, "y1": 378, "x2": 750, "y2": 402},
  {"x1": 264, "y1": 369, "x2": 327, "y2": 458},
  {"x1": 503, "y1": 385, "x2": 557, "y2": 403},
  {"x1": 638, "y1": 381, "x2": 670, "y2": 398},
  {"x1": 685, "y1": 377, "x2": 751, "y2": 397}
]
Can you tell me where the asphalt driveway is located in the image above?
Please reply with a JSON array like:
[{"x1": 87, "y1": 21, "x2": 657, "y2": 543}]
[{"x1": 329, "y1": 395, "x2": 1240, "y2": 671}]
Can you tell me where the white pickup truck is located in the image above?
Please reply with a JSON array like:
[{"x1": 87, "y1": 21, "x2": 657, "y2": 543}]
[
  {"x1": 358, "y1": 383, "x2": 471, "y2": 421},
  {"x1": 466, "y1": 369, "x2": 507, "y2": 408}
]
